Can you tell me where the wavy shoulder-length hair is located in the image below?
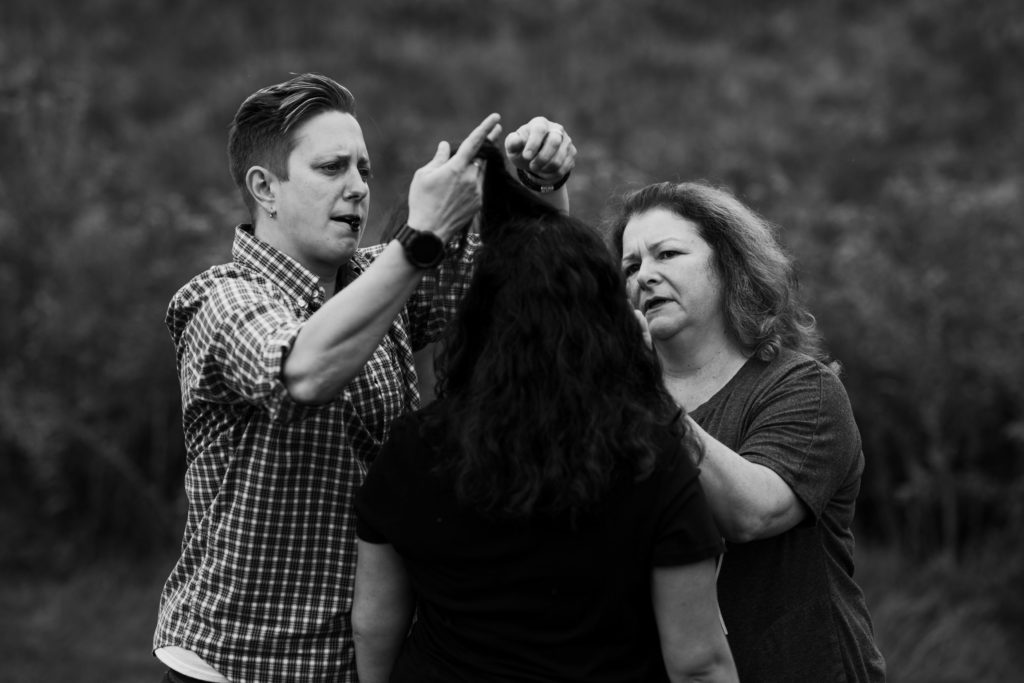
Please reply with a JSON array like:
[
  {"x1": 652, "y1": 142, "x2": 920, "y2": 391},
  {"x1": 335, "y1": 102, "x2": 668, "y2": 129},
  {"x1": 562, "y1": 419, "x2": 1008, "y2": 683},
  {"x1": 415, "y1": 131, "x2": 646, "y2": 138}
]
[
  {"x1": 608, "y1": 181, "x2": 828, "y2": 363},
  {"x1": 421, "y1": 143, "x2": 693, "y2": 521}
]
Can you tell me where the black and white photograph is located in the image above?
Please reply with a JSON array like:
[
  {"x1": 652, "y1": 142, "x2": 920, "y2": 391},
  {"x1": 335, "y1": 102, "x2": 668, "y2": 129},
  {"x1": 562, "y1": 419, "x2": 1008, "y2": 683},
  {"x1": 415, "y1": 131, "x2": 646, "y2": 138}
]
[{"x1": 1, "y1": 1, "x2": 1021, "y2": 681}]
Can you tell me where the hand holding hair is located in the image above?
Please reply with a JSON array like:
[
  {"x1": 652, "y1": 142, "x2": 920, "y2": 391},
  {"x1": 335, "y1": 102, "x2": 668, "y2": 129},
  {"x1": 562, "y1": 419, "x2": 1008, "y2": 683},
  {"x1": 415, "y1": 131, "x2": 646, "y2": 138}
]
[
  {"x1": 505, "y1": 116, "x2": 576, "y2": 181},
  {"x1": 407, "y1": 113, "x2": 502, "y2": 241}
]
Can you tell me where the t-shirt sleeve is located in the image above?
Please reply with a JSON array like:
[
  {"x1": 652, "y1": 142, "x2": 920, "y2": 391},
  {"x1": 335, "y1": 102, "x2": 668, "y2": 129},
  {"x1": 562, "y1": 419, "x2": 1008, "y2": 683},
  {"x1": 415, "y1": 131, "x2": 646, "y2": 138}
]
[
  {"x1": 651, "y1": 439, "x2": 725, "y2": 567},
  {"x1": 740, "y1": 361, "x2": 862, "y2": 520},
  {"x1": 355, "y1": 414, "x2": 421, "y2": 544}
]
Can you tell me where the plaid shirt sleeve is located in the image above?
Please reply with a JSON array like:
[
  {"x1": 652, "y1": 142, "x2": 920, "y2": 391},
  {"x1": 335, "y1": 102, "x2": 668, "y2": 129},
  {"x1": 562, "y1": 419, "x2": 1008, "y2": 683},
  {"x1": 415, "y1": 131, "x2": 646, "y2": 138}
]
[{"x1": 176, "y1": 277, "x2": 312, "y2": 423}]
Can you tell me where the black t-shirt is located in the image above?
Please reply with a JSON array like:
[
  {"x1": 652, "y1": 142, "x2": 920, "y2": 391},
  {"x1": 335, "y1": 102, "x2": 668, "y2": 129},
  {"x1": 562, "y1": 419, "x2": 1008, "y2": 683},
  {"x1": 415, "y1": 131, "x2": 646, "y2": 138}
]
[
  {"x1": 356, "y1": 406, "x2": 724, "y2": 683},
  {"x1": 691, "y1": 348, "x2": 886, "y2": 682}
]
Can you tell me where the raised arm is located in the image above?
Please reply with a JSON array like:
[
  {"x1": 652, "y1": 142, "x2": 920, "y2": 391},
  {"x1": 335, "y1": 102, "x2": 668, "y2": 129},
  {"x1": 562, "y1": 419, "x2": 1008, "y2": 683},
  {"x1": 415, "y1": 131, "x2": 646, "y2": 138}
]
[
  {"x1": 686, "y1": 414, "x2": 807, "y2": 543},
  {"x1": 283, "y1": 114, "x2": 501, "y2": 404},
  {"x1": 505, "y1": 116, "x2": 576, "y2": 213}
]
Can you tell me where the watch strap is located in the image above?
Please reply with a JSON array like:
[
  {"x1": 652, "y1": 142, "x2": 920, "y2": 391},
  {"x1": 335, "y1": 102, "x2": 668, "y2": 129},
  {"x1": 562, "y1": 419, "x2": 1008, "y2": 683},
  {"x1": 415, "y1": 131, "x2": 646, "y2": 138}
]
[
  {"x1": 394, "y1": 223, "x2": 444, "y2": 269},
  {"x1": 516, "y1": 168, "x2": 571, "y2": 194}
]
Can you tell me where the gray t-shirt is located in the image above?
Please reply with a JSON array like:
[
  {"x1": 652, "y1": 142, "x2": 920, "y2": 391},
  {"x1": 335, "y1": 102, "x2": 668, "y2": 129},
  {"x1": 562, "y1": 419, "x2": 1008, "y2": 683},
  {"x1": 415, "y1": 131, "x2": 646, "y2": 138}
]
[{"x1": 691, "y1": 348, "x2": 886, "y2": 682}]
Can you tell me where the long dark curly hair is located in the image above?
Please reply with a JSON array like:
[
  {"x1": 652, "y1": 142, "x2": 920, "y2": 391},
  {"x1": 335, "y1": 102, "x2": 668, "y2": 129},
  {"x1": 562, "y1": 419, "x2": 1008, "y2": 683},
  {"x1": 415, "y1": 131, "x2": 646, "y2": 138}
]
[{"x1": 420, "y1": 142, "x2": 694, "y2": 521}]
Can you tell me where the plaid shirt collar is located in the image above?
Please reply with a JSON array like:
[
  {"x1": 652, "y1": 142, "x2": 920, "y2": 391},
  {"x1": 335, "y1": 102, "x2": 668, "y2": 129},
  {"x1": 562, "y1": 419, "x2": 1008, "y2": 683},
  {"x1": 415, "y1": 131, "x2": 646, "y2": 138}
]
[{"x1": 233, "y1": 224, "x2": 327, "y2": 311}]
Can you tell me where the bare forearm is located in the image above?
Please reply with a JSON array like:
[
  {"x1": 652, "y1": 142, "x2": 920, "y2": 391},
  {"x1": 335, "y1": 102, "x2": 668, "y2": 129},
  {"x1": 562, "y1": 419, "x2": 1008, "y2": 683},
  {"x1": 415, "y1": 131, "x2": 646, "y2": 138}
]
[
  {"x1": 688, "y1": 417, "x2": 806, "y2": 542},
  {"x1": 353, "y1": 541, "x2": 414, "y2": 683},
  {"x1": 284, "y1": 114, "x2": 503, "y2": 404},
  {"x1": 283, "y1": 242, "x2": 422, "y2": 403},
  {"x1": 654, "y1": 562, "x2": 738, "y2": 683},
  {"x1": 538, "y1": 185, "x2": 569, "y2": 213},
  {"x1": 666, "y1": 654, "x2": 738, "y2": 683},
  {"x1": 354, "y1": 628, "x2": 408, "y2": 683}
]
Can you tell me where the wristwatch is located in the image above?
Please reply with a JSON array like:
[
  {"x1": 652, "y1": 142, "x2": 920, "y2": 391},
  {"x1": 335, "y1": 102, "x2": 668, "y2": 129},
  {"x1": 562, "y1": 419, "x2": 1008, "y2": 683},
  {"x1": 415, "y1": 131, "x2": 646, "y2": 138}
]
[
  {"x1": 394, "y1": 223, "x2": 445, "y2": 269},
  {"x1": 516, "y1": 168, "x2": 571, "y2": 194}
]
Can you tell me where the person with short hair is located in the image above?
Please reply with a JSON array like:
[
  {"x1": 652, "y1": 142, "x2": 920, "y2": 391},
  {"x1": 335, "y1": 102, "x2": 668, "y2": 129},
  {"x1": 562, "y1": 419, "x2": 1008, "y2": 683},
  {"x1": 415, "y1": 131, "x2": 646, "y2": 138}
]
[
  {"x1": 612, "y1": 181, "x2": 886, "y2": 682},
  {"x1": 153, "y1": 72, "x2": 576, "y2": 683}
]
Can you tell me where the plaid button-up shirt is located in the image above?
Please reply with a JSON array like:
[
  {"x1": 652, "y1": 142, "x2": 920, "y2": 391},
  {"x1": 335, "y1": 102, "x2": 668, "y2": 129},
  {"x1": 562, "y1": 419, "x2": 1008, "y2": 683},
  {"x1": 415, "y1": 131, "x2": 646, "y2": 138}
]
[{"x1": 155, "y1": 225, "x2": 475, "y2": 683}]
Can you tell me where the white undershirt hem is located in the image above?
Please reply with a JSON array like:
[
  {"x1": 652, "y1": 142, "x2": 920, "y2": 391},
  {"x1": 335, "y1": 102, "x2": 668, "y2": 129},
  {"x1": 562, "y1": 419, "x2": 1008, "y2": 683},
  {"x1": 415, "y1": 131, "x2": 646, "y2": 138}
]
[{"x1": 154, "y1": 646, "x2": 229, "y2": 682}]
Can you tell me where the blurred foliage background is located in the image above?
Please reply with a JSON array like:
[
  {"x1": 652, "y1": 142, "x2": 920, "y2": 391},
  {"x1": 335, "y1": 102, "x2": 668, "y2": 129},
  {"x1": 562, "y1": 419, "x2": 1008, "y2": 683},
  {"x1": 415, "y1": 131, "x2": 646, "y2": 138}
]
[{"x1": 1, "y1": 0, "x2": 1022, "y2": 680}]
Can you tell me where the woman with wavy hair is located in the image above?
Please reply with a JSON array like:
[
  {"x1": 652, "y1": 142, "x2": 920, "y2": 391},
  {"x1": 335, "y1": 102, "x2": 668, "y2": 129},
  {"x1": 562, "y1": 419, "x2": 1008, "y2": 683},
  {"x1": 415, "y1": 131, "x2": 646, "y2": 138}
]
[
  {"x1": 352, "y1": 147, "x2": 737, "y2": 683},
  {"x1": 611, "y1": 181, "x2": 885, "y2": 682}
]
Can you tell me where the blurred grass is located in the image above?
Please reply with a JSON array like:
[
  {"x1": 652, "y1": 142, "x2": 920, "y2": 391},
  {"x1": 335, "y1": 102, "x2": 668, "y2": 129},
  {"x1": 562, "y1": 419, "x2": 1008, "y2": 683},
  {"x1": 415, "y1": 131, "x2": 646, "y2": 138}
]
[
  {"x1": 0, "y1": 554, "x2": 172, "y2": 683},
  {"x1": 2, "y1": 544, "x2": 1021, "y2": 682},
  {"x1": 856, "y1": 542, "x2": 1024, "y2": 682}
]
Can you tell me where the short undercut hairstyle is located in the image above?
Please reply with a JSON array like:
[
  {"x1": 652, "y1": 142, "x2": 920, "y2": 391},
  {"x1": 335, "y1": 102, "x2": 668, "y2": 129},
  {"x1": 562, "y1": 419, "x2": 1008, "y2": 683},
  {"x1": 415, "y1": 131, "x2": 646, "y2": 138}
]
[{"x1": 227, "y1": 73, "x2": 357, "y2": 218}]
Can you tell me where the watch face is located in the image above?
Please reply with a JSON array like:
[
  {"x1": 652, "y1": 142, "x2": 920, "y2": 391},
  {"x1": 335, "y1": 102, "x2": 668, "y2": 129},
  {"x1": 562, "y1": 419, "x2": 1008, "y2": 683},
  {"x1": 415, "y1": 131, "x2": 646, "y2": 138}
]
[
  {"x1": 411, "y1": 232, "x2": 443, "y2": 265},
  {"x1": 399, "y1": 225, "x2": 443, "y2": 268}
]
